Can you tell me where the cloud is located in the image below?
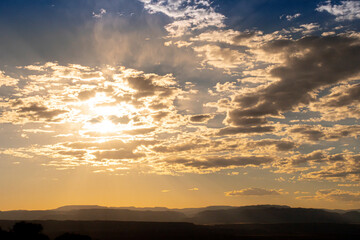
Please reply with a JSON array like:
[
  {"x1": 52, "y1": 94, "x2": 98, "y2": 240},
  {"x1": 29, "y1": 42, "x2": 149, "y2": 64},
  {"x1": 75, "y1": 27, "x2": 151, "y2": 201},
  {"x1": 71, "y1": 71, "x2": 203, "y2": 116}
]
[
  {"x1": 322, "y1": 83, "x2": 360, "y2": 108},
  {"x1": 122, "y1": 127, "x2": 157, "y2": 135},
  {"x1": 290, "y1": 125, "x2": 325, "y2": 141},
  {"x1": 247, "y1": 140, "x2": 296, "y2": 152},
  {"x1": 218, "y1": 126, "x2": 275, "y2": 135},
  {"x1": 0, "y1": 71, "x2": 18, "y2": 87},
  {"x1": 140, "y1": 0, "x2": 225, "y2": 37},
  {"x1": 298, "y1": 23, "x2": 320, "y2": 34},
  {"x1": 225, "y1": 187, "x2": 284, "y2": 196},
  {"x1": 300, "y1": 154, "x2": 360, "y2": 181},
  {"x1": 126, "y1": 74, "x2": 177, "y2": 99},
  {"x1": 191, "y1": 29, "x2": 279, "y2": 46},
  {"x1": 7, "y1": 103, "x2": 68, "y2": 123},
  {"x1": 64, "y1": 139, "x2": 157, "y2": 151},
  {"x1": 93, "y1": 150, "x2": 144, "y2": 160},
  {"x1": 152, "y1": 141, "x2": 210, "y2": 153},
  {"x1": 288, "y1": 124, "x2": 360, "y2": 142},
  {"x1": 310, "y1": 83, "x2": 360, "y2": 120},
  {"x1": 316, "y1": 1, "x2": 360, "y2": 21},
  {"x1": 0, "y1": 63, "x2": 182, "y2": 126},
  {"x1": 189, "y1": 114, "x2": 213, "y2": 123},
  {"x1": 193, "y1": 44, "x2": 250, "y2": 69},
  {"x1": 226, "y1": 35, "x2": 360, "y2": 127},
  {"x1": 189, "y1": 187, "x2": 199, "y2": 191},
  {"x1": 281, "y1": 13, "x2": 301, "y2": 21},
  {"x1": 169, "y1": 156, "x2": 274, "y2": 169},
  {"x1": 93, "y1": 8, "x2": 107, "y2": 19},
  {"x1": 300, "y1": 189, "x2": 360, "y2": 202},
  {"x1": 290, "y1": 150, "x2": 326, "y2": 166}
]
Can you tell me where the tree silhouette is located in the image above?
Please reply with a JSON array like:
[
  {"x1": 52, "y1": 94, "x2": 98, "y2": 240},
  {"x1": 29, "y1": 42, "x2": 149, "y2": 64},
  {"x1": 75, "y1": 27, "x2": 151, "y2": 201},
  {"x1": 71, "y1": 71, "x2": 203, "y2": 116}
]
[
  {"x1": 0, "y1": 222, "x2": 92, "y2": 240},
  {"x1": 0, "y1": 227, "x2": 11, "y2": 240},
  {"x1": 12, "y1": 221, "x2": 49, "y2": 240}
]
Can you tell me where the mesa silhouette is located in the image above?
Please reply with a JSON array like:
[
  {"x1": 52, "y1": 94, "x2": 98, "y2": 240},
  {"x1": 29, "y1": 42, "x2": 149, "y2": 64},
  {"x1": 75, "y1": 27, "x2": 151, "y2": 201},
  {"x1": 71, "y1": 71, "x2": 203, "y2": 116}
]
[{"x1": 1, "y1": 205, "x2": 360, "y2": 224}]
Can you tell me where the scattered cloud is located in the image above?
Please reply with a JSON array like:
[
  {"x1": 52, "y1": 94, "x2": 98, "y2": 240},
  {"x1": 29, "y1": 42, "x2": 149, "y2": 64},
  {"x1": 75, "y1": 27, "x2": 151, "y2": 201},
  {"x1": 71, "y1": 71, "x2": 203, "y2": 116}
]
[
  {"x1": 316, "y1": 1, "x2": 360, "y2": 21},
  {"x1": 226, "y1": 35, "x2": 360, "y2": 127},
  {"x1": 140, "y1": 0, "x2": 225, "y2": 37},
  {"x1": 299, "y1": 189, "x2": 360, "y2": 202},
  {"x1": 167, "y1": 156, "x2": 274, "y2": 171},
  {"x1": 225, "y1": 187, "x2": 285, "y2": 196}
]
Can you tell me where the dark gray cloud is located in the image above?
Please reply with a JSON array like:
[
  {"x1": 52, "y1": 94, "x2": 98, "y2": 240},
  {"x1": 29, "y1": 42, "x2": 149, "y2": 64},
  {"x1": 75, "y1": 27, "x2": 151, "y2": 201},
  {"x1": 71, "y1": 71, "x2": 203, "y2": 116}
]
[
  {"x1": 228, "y1": 35, "x2": 360, "y2": 126},
  {"x1": 225, "y1": 187, "x2": 283, "y2": 196},
  {"x1": 290, "y1": 126, "x2": 325, "y2": 141},
  {"x1": 18, "y1": 103, "x2": 67, "y2": 122},
  {"x1": 301, "y1": 154, "x2": 360, "y2": 181},
  {"x1": 189, "y1": 114, "x2": 213, "y2": 123},
  {"x1": 127, "y1": 76, "x2": 172, "y2": 98},
  {"x1": 152, "y1": 142, "x2": 210, "y2": 153},
  {"x1": 289, "y1": 125, "x2": 360, "y2": 142},
  {"x1": 170, "y1": 156, "x2": 273, "y2": 169},
  {"x1": 218, "y1": 126, "x2": 274, "y2": 135},
  {"x1": 323, "y1": 83, "x2": 360, "y2": 108},
  {"x1": 248, "y1": 140, "x2": 296, "y2": 151},
  {"x1": 291, "y1": 150, "x2": 326, "y2": 165}
]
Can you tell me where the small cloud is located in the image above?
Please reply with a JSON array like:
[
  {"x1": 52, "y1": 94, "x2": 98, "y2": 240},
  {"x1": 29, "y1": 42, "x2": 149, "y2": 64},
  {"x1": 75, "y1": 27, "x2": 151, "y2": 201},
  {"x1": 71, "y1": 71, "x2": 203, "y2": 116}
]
[
  {"x1": 189, "y1": 187, "x2": 199, "y2": 191},
  {"x1": 225, "y1": 187, "x2": 286, "y2": 196},
  {"x1": 281, "y1": 13, "x2": 301, "y2": 21},
  {"x1": 321, "y1": 31, "x2": 336, "y2": 36},
  {"x1": 161, "y1": 190, "x2": 170, "y2": 193},
  {"x1": 299, "y1": 23, "x2": 320, "y2": 34},
  {"x1": 93, "y1": 8, "x2": 107, "y2": 19},
  {"x1": 189, "y1": 114, "x2": 213, "y2": 123}
]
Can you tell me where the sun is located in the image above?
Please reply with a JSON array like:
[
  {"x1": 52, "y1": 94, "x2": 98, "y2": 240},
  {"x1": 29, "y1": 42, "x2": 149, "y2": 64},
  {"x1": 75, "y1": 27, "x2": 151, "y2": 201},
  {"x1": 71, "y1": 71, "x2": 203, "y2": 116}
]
[{"x1": 79, "y1": 91, "x2": 142, "y2": 135}]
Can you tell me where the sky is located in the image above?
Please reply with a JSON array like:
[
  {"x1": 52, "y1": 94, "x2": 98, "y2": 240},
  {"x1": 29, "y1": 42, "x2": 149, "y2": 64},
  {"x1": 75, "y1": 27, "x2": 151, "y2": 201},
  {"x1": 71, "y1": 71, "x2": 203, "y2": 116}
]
[{"x1": 0, "y1": 0, "x2": 360, "y2": 211}]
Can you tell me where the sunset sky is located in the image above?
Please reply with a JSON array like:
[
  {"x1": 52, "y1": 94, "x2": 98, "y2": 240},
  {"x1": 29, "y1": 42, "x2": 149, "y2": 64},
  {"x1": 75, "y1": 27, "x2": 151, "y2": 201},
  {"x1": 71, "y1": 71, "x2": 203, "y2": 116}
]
[{"x1": 1, "y1": 0, "x2": 360, "y2": 211}]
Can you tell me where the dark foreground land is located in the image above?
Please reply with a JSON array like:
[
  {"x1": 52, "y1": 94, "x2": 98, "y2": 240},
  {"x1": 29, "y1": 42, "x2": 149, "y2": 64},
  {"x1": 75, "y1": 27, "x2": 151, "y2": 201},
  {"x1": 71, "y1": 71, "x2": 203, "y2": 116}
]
[{"x1": 1, "y1": 221, "x2": 360, "y2": 240}]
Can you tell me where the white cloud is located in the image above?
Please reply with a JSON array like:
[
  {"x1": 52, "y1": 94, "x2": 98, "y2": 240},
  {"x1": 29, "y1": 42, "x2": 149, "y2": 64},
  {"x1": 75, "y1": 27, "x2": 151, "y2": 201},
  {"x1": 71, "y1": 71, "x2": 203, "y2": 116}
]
[
  {"x1": 316, "y1": 1, "x2": 360, "y2": 21},
  {"x1": 299, "y1": 23, "x2": 320, "y2": 34},
  {"x1": 0, "y1": 71, "x2": 18, "y2": 87},
  {"x1": 281, "y1": 13, "x2": 301, "y2": 21},
  {"x1": 140, "y1": 0, "x2": 225, "y2": 37},
  {"x1": 93, "y1": 8, "x2": 107, "y2": 19}
]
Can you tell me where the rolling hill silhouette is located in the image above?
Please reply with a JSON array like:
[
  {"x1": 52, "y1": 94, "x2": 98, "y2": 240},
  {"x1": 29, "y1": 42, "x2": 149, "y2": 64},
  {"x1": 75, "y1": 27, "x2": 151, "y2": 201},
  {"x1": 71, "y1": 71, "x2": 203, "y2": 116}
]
[{"x1": 1, "y1": 205, "x2": 360, "y2": 224}]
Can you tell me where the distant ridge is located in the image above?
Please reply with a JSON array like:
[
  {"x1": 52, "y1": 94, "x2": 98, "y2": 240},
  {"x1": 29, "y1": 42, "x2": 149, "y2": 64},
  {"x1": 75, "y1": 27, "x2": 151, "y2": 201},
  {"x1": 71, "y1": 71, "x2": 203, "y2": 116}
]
[
  {"x1": 1, "y1": 205, "x2": 360, "y2": 224},
  {"x1": 56, "y1": 205, "x2": 107, "y2": 211}
]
